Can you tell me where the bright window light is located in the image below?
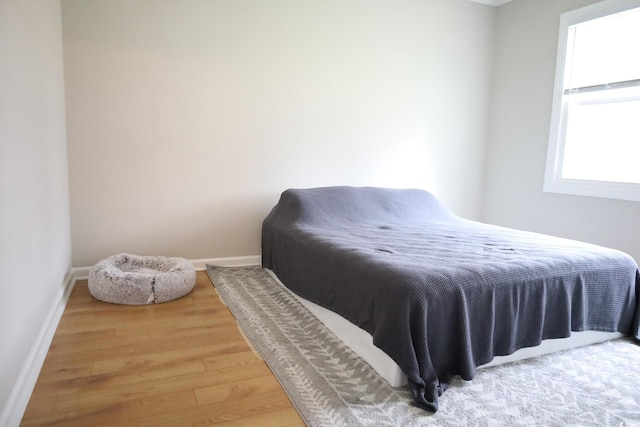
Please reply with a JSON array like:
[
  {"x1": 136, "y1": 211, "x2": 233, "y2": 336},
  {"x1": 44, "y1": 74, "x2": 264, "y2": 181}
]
[
  {"x1": 563, "y1": 90, "x2": 640, "y2": 183},
  {"x1": 545, "y1": 0, "x2": 640, "y2": 201}
]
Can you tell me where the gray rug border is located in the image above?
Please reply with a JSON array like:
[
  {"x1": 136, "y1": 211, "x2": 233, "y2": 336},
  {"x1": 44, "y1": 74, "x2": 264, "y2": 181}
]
[
  {"x1": 206, "y1": 265, "x2": 416, "y2": 426},
  {"x1": 206, "y1": 265, "x2": 318, "y2": 424}
]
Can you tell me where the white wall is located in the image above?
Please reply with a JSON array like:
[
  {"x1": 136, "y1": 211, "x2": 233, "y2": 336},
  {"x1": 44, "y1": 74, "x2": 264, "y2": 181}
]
[
  {"x1": 0, "y1": 0, "x2": 72, "y2": 421},
  {"x1": 63, "y1": 0, "x2": 496, "y2": 267},
  {"x1": 483, "y1": 0, "x2": 640, "y2": 263}
]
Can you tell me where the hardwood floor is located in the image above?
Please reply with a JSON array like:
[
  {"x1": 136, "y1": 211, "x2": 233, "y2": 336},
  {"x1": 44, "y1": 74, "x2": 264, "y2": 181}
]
[{"x1": 21, "y1": 271, "x2": 304, "y2": 426}]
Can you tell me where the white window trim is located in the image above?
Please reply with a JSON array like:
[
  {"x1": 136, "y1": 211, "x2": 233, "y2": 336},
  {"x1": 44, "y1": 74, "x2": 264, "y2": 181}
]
[{"x1": 544, "y1": 0, "x2": 640, "y2": 202}]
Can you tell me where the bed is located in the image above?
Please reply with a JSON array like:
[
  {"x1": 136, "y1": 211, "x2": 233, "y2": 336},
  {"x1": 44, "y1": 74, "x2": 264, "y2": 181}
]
[{"x1": 261, "y1": 186, "x2": 640, "y2": 412}]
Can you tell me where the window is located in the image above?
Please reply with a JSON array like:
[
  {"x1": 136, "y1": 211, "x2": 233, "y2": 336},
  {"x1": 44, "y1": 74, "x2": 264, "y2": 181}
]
[{"x1": 544, "y1": 0, "x2": 640, "y2": 202}]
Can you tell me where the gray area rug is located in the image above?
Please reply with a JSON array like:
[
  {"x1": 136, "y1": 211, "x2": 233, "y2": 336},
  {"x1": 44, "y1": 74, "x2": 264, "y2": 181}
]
[{"x1": 206, "y1": 265, "x2": 640, "y2": 426}]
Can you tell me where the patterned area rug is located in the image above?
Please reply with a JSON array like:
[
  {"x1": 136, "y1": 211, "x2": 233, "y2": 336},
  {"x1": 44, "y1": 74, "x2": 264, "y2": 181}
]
[{"x1": 206, "y1": 265, "x2": 640, "y2": 426}]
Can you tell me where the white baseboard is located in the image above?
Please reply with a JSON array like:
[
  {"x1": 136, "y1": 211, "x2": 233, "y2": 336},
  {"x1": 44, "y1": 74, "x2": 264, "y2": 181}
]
[
  {"x1": 0, "y1": 268, "x2": 76, "y2": 427},
  {"x1": 190, "y1": 255, "x2": 261, "y2": 270},
  {"x1": 71, "y1": 265, "x2": 92, "y2": 280},
  {"x1": 3, "y1": 254, "x2": 261, "y2": 426}
]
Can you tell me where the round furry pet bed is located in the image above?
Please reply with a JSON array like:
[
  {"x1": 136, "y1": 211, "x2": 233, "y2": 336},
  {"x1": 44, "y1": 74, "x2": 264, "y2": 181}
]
[{"x1": 88, "y1": 253, "x2": 196, "y2": 305}]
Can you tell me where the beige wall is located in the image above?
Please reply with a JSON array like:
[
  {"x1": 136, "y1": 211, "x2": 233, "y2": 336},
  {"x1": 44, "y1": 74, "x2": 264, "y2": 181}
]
[
  {"x1": 0, "y1": 0, "x2": 71, "y2": 419},
  {"x1": 483, "y1": 0, "x2": 640, "y2": 263},
  {"x1": 63, "y1": 0, "x2": 496, "y2": 267}
]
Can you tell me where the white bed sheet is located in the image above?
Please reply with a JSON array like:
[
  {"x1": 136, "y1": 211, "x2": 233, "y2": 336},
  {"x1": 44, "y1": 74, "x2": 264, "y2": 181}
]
[{"x1": 266, "y1": 269, "x2": 622, "y2": 387}]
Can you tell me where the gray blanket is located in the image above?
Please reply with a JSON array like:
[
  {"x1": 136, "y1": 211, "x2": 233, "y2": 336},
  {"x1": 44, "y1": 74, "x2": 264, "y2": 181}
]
[{"x1": 261, "y1": 186, "x2": 640, "y2": 412}]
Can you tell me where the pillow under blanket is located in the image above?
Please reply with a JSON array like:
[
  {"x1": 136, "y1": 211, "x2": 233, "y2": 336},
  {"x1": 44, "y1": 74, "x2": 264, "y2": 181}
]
[{"x1": 88, "y1": 253, "x2": 196, "y2": 305}]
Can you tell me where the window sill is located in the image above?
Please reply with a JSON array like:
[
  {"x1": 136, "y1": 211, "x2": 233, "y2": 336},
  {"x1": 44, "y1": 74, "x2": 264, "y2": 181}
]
[{"x1": 543, "y1": 177, "x2": 640, "y2": 202}]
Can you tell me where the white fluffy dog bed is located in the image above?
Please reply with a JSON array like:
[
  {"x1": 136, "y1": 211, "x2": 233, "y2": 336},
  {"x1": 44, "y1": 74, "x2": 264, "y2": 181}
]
[{"x1": 88, "y1": 253, "x2": 196, "y2": 305}]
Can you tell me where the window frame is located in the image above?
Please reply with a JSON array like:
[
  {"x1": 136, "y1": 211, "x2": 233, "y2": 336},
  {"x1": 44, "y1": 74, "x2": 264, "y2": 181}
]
[{"x1": 544, "y1": 0, "x2": 640, "y2": 202}]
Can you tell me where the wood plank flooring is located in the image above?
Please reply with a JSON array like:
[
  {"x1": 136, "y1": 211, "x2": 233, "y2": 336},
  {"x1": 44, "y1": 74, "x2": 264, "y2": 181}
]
[{"x1": 21, "y1": 271, "x2": 304, "y2": 426}]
